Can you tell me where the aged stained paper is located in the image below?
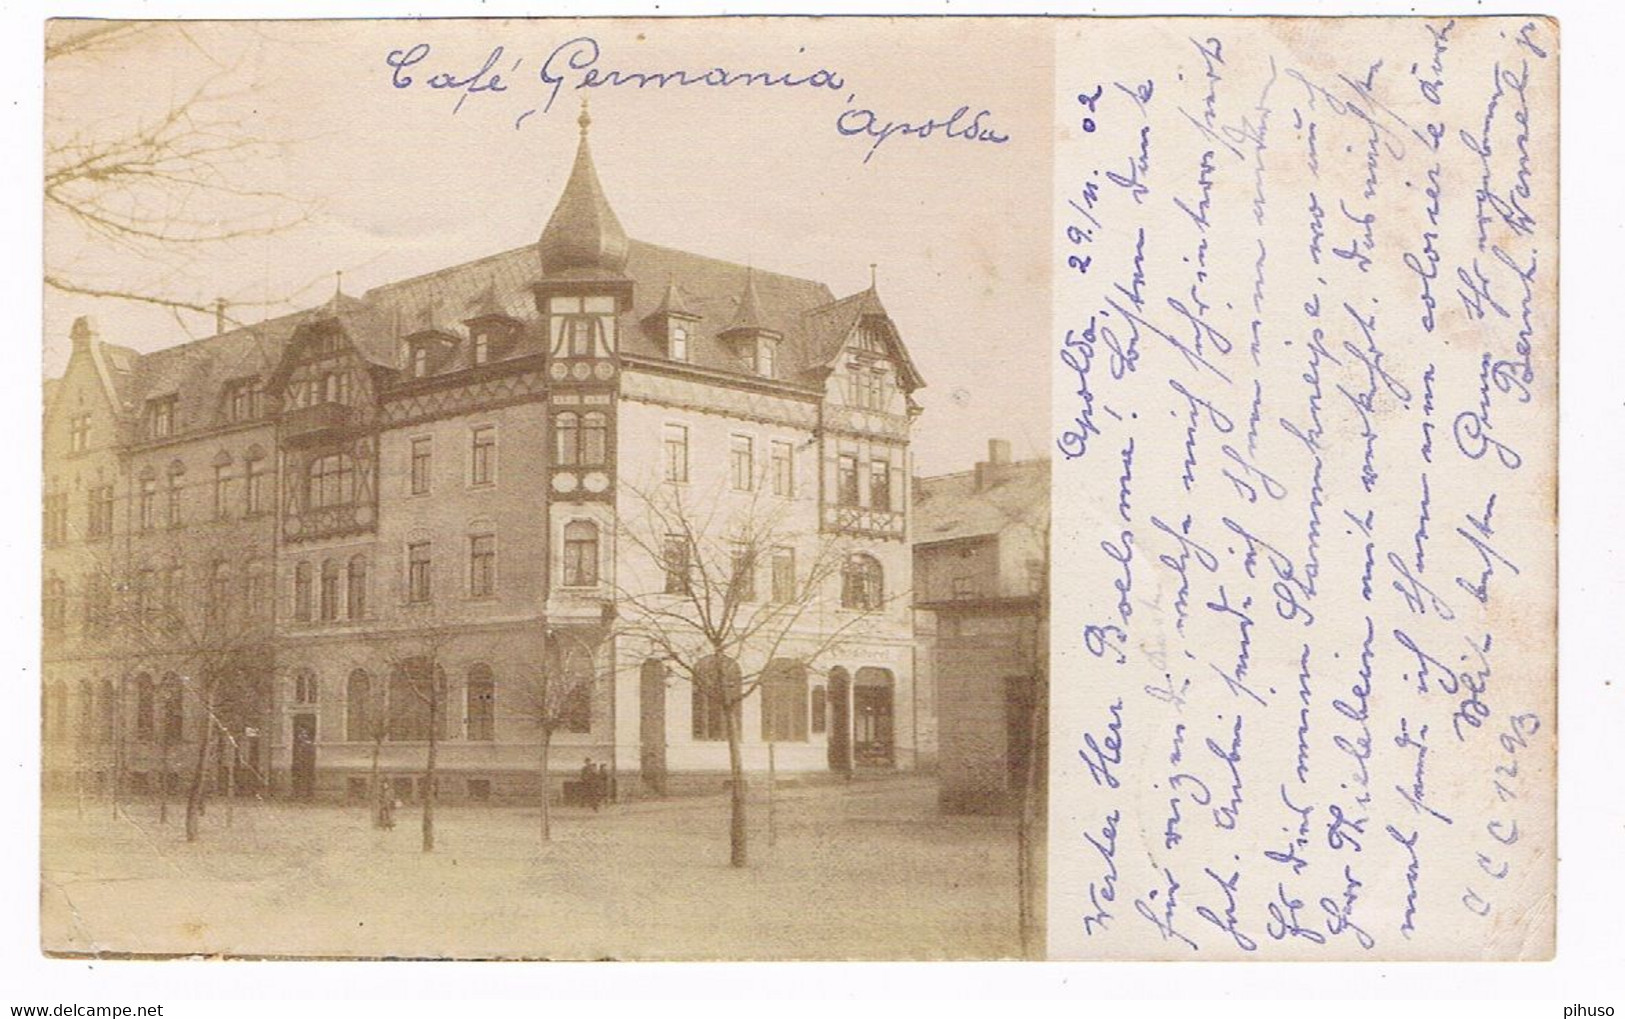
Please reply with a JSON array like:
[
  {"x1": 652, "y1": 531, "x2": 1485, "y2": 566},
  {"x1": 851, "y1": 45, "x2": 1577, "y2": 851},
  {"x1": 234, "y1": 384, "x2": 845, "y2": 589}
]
[
  {"x1": 1050, "y1": 18, "x2": 1557, "y2": 959},
  {"x1": 39, "y1": 14, "x2": 1556, "y2": 963}
]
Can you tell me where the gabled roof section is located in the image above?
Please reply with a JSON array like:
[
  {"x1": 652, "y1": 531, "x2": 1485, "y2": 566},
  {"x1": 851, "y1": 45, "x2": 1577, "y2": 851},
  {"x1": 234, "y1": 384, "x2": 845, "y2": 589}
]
[
  {"x1": 913, "y1": 457, "x2": 1049, "y2": 545},
  {"x1": 800, "y1": 286, "x2": 925, "y2": 392}
]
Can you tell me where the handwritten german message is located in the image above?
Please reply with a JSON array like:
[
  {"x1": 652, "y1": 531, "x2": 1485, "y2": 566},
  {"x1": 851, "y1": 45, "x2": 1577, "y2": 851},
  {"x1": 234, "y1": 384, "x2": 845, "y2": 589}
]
[{"x1": 1050, "y1": 17, "x2": 1557, "y2": 959}]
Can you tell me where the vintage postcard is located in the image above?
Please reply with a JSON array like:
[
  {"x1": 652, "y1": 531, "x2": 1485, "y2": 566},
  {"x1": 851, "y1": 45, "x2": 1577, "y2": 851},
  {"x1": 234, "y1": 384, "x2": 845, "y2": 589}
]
[{"x1": 38, "y1": 14, "x2": 1555, "y2": 962}]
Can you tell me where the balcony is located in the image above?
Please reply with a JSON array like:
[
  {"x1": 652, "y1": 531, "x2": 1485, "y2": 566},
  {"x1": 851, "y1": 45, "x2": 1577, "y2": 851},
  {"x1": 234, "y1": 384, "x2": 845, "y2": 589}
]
[
  {"x1": 822, "y1": 503, "x2": 906, "y2": 541},
  {"x1": 280, "y1": 401, "x2": 359, "y2": 445}
]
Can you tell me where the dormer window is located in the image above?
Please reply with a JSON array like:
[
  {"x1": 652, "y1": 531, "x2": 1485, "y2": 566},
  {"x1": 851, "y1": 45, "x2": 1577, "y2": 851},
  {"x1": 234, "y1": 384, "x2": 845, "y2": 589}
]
[
  {"x1": 473, "y1": 332, "x2": 490, "y2": 366},
  {"x1": 145, "y1": 395, "x2": 176, "y2": 439},
  {"x1": 759, "y1": 340, "x2": 777, "y2": 379},
  {"x1": 412, "y1": 346, "x2": 429, "y2": 379},
  {"x1": 226, "y1": 378, "x2": 262, "y2": 422},
  {"x1": 670, "y1": 325, "x2": 688, "y2": 362},
  {"x1": 857, "y1": 320, "x2": 887, "y2": 354}
]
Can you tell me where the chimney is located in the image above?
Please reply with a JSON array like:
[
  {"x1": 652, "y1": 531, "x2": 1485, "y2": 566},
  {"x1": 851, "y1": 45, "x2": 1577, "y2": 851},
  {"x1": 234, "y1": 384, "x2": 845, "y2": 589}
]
[
  {"x1": 69, "y1": 316, "x2": 95, "y2": 355},
  {"x1": 215, "y1": 298, "x2": 228, "y2": 335},
  {"x1": 975, "y1": 438, "x2": 1012, "y2": 491}
]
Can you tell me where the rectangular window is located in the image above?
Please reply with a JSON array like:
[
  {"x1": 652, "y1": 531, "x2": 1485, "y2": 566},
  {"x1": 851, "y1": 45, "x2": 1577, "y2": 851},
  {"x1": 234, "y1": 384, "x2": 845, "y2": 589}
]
[
  {"x1": 320, "y1": 562, "x2": 340, "y2": 622},
  {"x1": 669, "y1": 325, "x2": 688, "y2": 362},
  {"x1": 213, "y1": 465, "x2": 233, "y2": 520},
  {"x1": 138, "y1": 478, "x2": 156, "y2": 531},
  {"x1": 408, "y1": 542, "x2": 432, "y2": 603},
  {"x1": 663, "y1": 535, "x2": 691, "y2": 595},
  {"x1": 837, "y1": 454, "x2": 860, "y2": 506},
  {"x1": 88, "y1": 485, "x2": 114, "y2": 538},
  {"x1": 760, "y1": 341, "x2": 776, "y2": 379},
  {"x1": 730, "y1": 434, "x2": 754, "y2": 491},
  {"x1": 245, "y1": 459, "x2": 266, "y2": 515},
  {"x1": 227, "y1": 379, "x2": 262, "y2": 422},
  {"x1": 43, "y1": 492, "x2": 68, "y2": 544},
  {"x1": 730, "y1": 544, "x2": 756, "y2": 603},
  {"x1": 562, "y1": 522, "x2": 598, "y2": 587},
  {"x1": 771, "y1": 546, "x2": 796, "y2": 604},
  {"x1": 870, "y1": 458, "x2": 891, "y2": 511},
  {"x1": 472, "y1": 332, "x2": 490, "y2": 366},
  {"x1": 470, "y1": 426, "x2": 496, "y2": 486},
  {"x1": 469, "y1": 534, "x2": 496, "y2": 598},
  {"x1": 293, "y1": 563, "x2": 312, "y2": 622},
  {"x1": 663, "y1": 424, "x2": 688, "y2": 483},
  {"x1": 165, "y1": 474, "x2": 182, "y2": 527},
  {"x1": 410, "y1": 437, "x2": 432, "y2": 495},
  {"x1": 69, "y1": 413, "x2": 90, "y2": 452},
  {"x1": 146, "y1": 396, "x2": 176, "y2": 439},
  {"x1": 771, "y1": 440, "x2": 794, "y2": 497}
]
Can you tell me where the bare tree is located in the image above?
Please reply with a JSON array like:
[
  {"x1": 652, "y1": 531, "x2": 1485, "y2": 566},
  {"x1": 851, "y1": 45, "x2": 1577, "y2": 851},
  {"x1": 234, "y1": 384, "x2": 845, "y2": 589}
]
[
  {"x1": 614, "y1": 482, "x2": 896, "y2": 868},
  {"x1": 509, "y1": 630, "x2": 600, "y2": 844},
  {"x1": 45, "y1": 22, "x2": 316, "y2": 330},
  {"x1": 362, "y1": 623, "x2": 458, "y2": 853}
]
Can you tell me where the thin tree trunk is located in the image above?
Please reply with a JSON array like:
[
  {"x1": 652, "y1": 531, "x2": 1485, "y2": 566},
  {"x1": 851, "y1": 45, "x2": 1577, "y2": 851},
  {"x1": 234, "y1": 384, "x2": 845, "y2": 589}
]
[
  {"x1": 1017, "y1": 670, "x2": 1047, "y2": 959},
  {"x1": 538, "y1": 729, "x2": 553, "y2": 844},
  {"x1": 157, "y1": 716, "x2": 170, "y2": 825},
  {"x1": 726, "y1": 704, "x2": 747, "y2": 868},
  {"x1": 422, "y1": 688, "x2": 438, "y2": 853},
  {"x1": 184, "y1": 679, "x2": 216, "y2": 842},
  {"x1": 370, "y1": 731, "x2": 385, "y2": 828},
  {"x1": 767, "y1": 738, "x2": 777, "y2": 848},
  {"x1": 225, "y1": 731, "x2": 236, "y2": 828}
]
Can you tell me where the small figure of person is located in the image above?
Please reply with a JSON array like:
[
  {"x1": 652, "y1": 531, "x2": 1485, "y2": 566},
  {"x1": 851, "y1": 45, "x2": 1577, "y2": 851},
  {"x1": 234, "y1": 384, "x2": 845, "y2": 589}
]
[
  {"x1": 380, "y1": 784, "x2": 397, "y2": 830},
  {"x1": 596, "y1": 762, "x2": 612, "y2": 809},
  {"x1": 580, "y1": 756, "x2": 595, "y2": 809}
]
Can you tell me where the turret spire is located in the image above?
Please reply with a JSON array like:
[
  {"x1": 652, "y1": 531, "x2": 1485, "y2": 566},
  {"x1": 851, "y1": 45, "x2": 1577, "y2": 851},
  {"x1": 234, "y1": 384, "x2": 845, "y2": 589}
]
[{"x1": 538, "y1": 98, "x2": 630, "y2": 277}]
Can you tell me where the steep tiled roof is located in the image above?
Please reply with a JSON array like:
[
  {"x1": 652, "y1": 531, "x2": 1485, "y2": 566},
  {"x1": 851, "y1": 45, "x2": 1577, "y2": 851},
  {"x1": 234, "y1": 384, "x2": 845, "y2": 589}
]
[
  {"x1": 913, "y1": 458, "x2": 1049, "y2": 545},
  {"x1": 120, "y1": 313, "x2": 299, "y2": 437}
]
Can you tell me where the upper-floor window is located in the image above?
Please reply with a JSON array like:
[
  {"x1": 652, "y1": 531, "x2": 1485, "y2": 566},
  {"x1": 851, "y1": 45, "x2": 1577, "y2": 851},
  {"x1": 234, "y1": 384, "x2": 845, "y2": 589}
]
[
  {"x1": 663, "y1": 424, "x2": 689, "y2": 483},
  {"x1": 245, "y1": 456, "x2": 267, "y2": 515},
  {"x1": 759, "y1": 340, "x2": 777, "y2": 379},
  {"x1": 322, "y1": 371, "x2": 350, "y2": 405},
  {"x1": 663, "y1": 534, "x2": 692, "y2": 595},
  {"x1": 771, "y1": 441, "x2": 795, "y2": 497},
  {"x1": 408, "y1": 542, "x2": 433, "y2": 603},
  {"x1": 319, "y1": 559, "x2": 341, "y2": 622},
  {"x1": 138, "y1": 477, "x2": 157, "y2": 531},
  {"x1": 771, "y1": 546, "x2": 796, "y2": 604},
  {"x1": 43, "y1": 491, "x2": 68, "y2": 545},
  {"x1": 412, "y1": 345, "x2": 429, "y2": 379},
  {"x1": 43, "y1": 574, "x2": 66, "y2": 633},
  {"x1": 837, "y1": 454, "x2": 860, "y2": 507},
  {"x1": 213, "y1": 464, "x2": 234, "y2": 520},
  {"x1": 841, "y1": 553, "x2": 884, "y2": 611},
  {"x1": 293, "y1": 561, "x2": 313, "y2": 621},
  {"x1": 469, "y1": 533, "x2": 496, "y2": 598},
  {"x1": 581, "y1": 412, "x2": 608, "y2": 467},
  {"x1": 670, "y1": 325, "x2": 688, "y2": 362},
  {"x1": 730, "y1": 435, "x2": 754, "y2": 492},
  {"x1": 470, "y1": 426, "x2": 496, "y2": 486},
  {"x1": 227, "y1": 379, "x2": 262, "y2": 423},
  {"x1": 410, "y1": 437, "x2": 432, "y2": 495},
  {"x1": 347, "y1": 555, "x2": 367, "y2": 619},
  {"x1": 566, "y1": 316, "x2": 596, "y2": 357},
  {"x1": 472, "y1": 332, "x2": 490, "y2": 366},
  {"x1": 555, "y1": 412, "x2": 579, "y2": 467},
  {"x1": 69, "y1": 413, "x2": 90, "y2": 452},
  {"x1": 293, "y1": 669, "x2": 318, "y2": 706},
  {"x1": 856, "y1": 321, "x2": 887, "y2": 353},
  {"x1": 307, "y1": 453, "x2": 356, "y2": 510},
  {"x1": 849, "y1": 367, "x2": 887, "y2": 411},
  {"x1": 562, "y1": 521, "x2": 598, "y2": 587},
  {"x1": 165, "y1": 471, "x2": 183, "y2": 528},
  {"x1": 145, "y1": 396, "x2": 176, "y2": 439},
  {"x1": 729, "y1": 543, "x2": 756, "y2": 603},
  {"x1": 88, "y1": 485, "x2": 114, "y2": 538},
  {"x1": 870, "y1": 458, "x2": 892, "y2": 512}
]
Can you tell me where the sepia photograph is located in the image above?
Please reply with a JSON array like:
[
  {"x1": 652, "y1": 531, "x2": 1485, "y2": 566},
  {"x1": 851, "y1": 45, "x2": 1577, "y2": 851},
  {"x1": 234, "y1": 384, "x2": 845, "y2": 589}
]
[{"x1": 39, "y1": 17, "x2": 1052, "y2": 960}]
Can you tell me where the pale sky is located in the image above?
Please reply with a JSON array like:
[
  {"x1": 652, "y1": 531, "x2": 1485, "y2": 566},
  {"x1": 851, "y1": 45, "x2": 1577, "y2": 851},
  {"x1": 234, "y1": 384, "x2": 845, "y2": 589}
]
[{"x1": 43, "y1": 18, "x2": 1053, "y2": 476}]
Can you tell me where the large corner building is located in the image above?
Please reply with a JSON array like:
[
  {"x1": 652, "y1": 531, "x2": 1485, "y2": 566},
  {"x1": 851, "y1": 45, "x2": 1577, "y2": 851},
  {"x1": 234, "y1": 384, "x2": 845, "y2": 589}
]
[{"x1": 42, "y1": 108, "x2": 926, "y2": 803}]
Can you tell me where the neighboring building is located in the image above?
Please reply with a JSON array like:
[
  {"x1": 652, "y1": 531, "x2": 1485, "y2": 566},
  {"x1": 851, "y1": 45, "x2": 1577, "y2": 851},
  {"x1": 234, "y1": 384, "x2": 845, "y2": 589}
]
[
  {"x1": 41, "y1": 106, "x2": 926, "y2": 804},
  {"x1": 912, "y1": 441, "x2": 1048, "y2": 814}
]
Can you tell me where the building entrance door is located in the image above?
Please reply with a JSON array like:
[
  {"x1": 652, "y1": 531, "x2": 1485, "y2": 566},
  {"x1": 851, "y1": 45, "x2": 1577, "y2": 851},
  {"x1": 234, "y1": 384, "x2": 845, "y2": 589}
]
[
  {"x1": 853, "y1": 668, "x2": 895, "y2": 768},
  {"x1": 291, "y1": 713, "x2": 316, "y2": 800}
]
